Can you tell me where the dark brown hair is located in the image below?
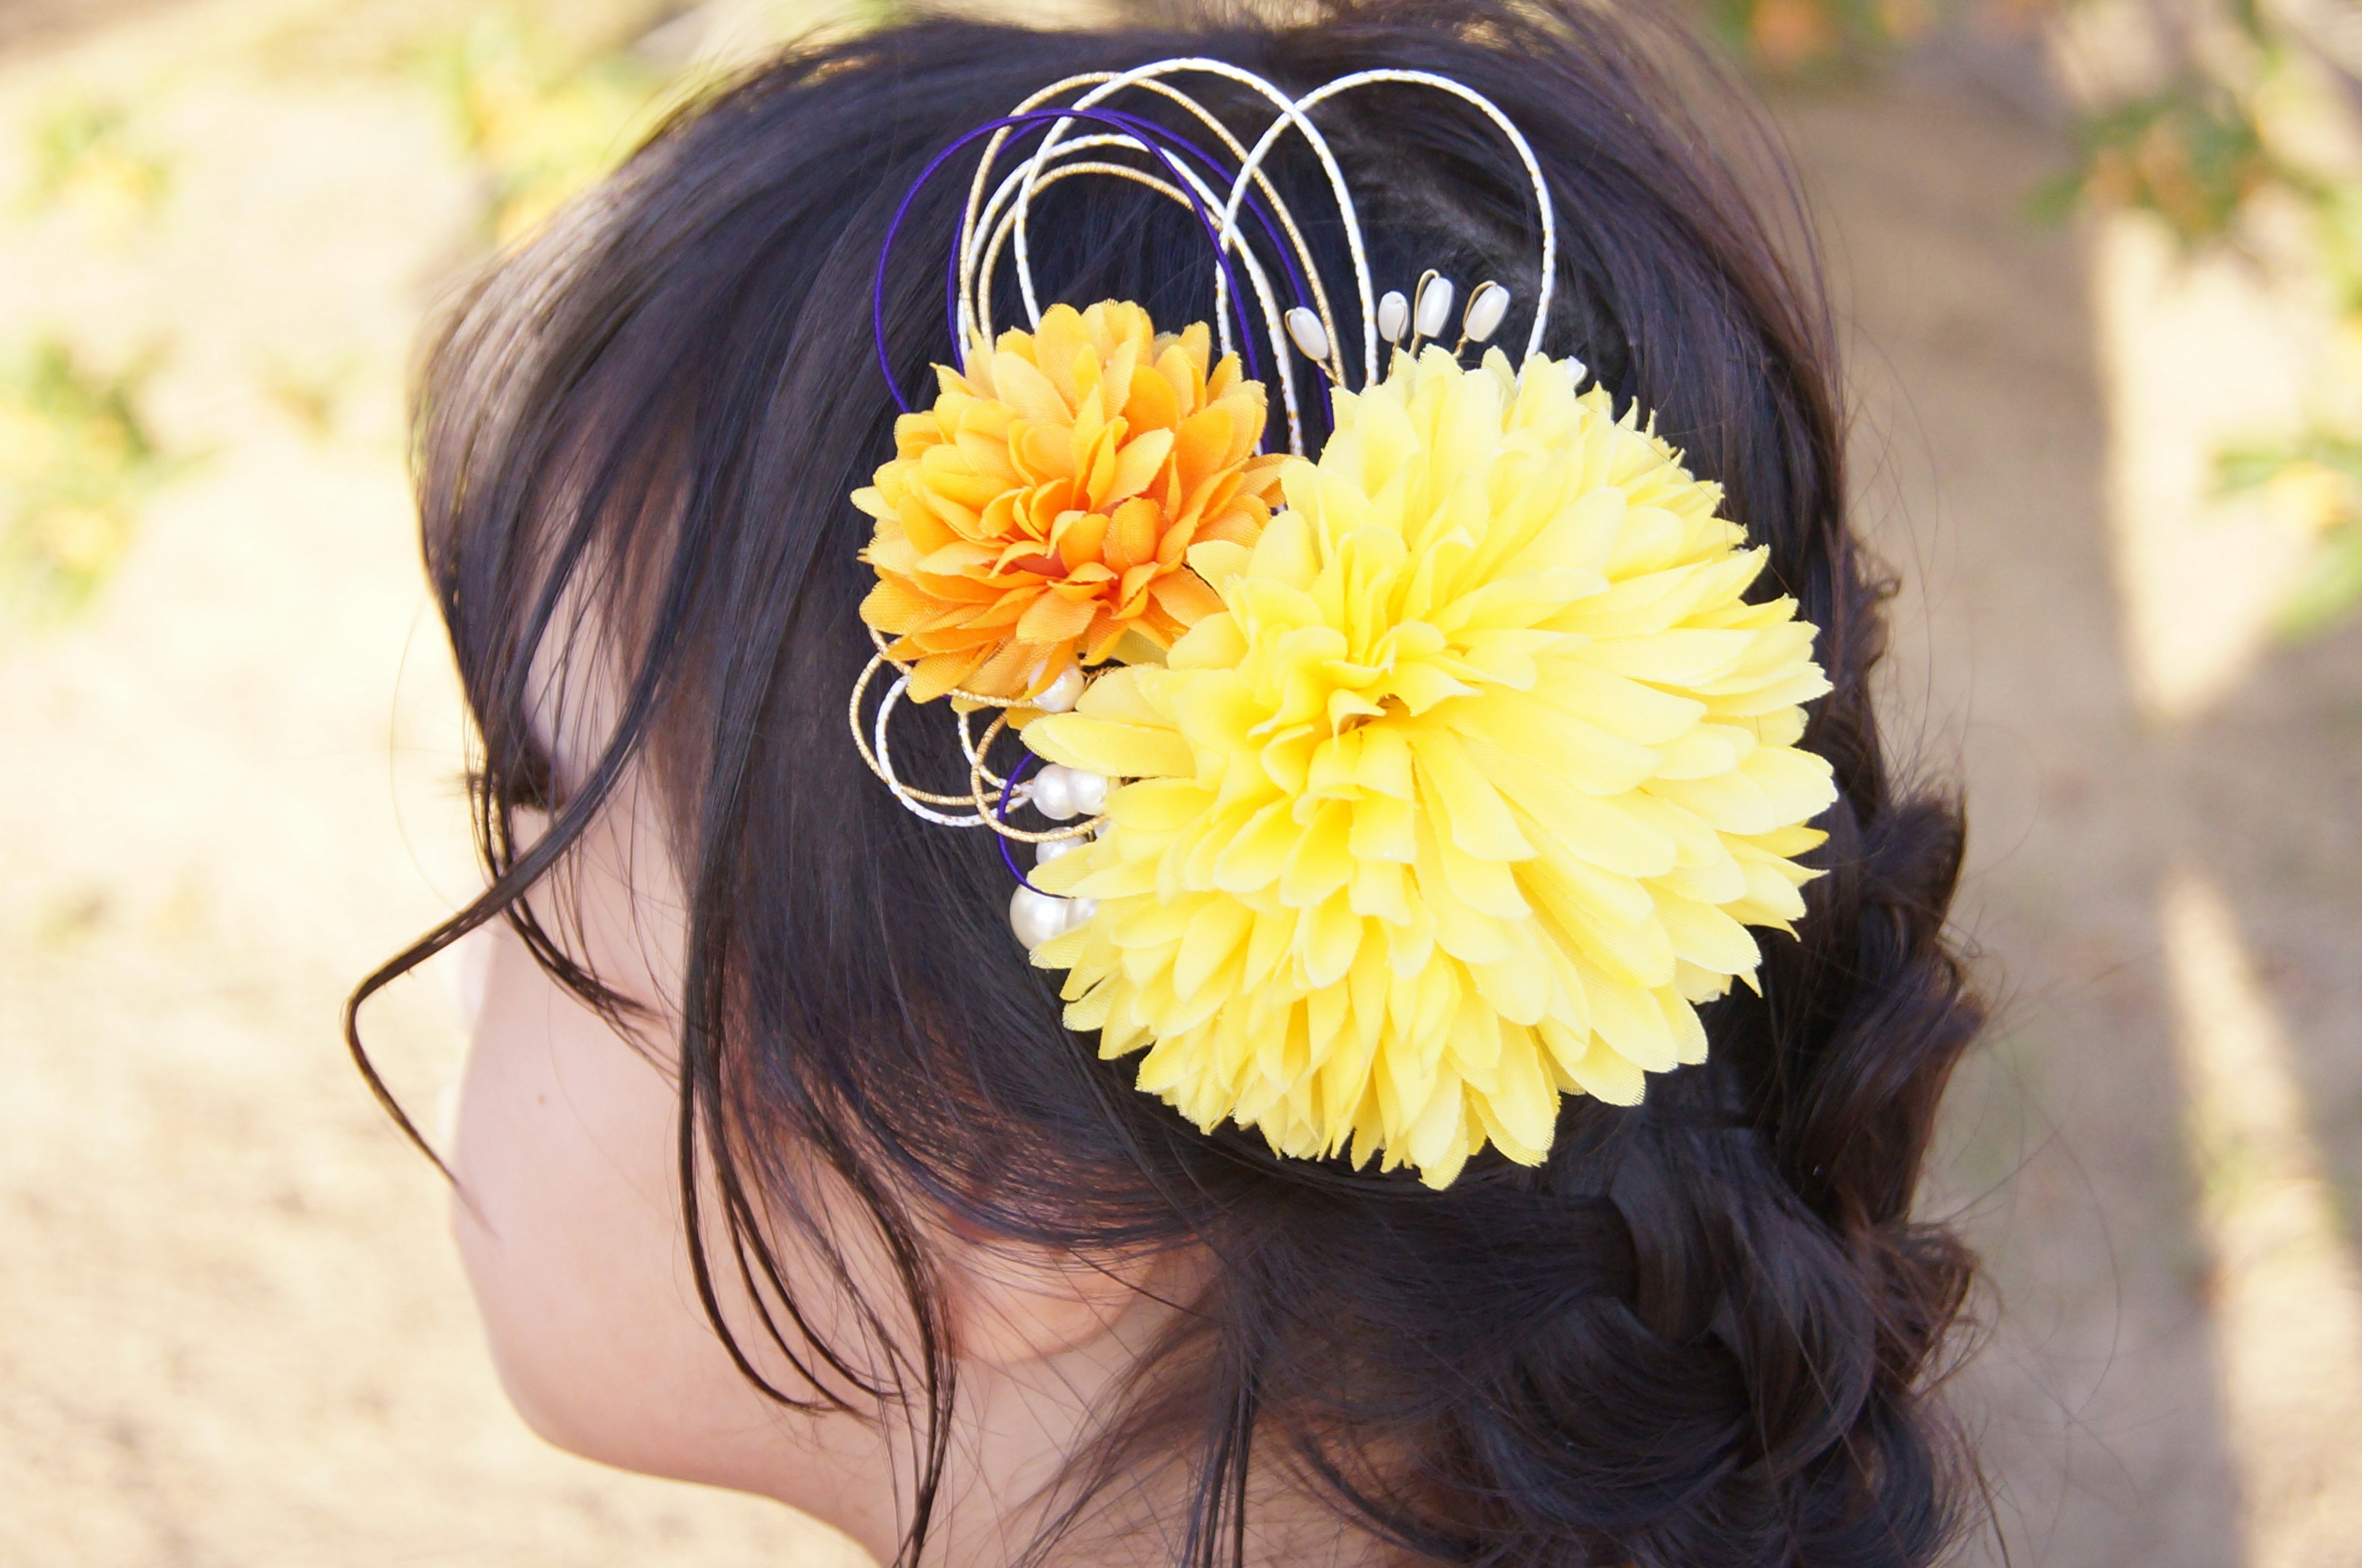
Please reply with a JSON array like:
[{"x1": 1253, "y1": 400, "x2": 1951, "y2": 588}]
[{"x1": 352, "y1": 4, "x2": 1984, "y2": 1564}]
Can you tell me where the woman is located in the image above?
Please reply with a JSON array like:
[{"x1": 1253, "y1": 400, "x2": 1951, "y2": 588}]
[{"x1": 352, "y1": 4, "x2": 1983, "y2": 1564}]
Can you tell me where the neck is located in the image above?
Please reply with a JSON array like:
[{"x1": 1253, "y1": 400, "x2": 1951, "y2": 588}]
[{"x1": 918, "y1": 1303, "x2": 1384, "y2": 1568}]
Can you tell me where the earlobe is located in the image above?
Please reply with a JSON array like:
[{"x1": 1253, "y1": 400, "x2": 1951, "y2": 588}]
[{"x1": 938, "y1": 1233, "x2": 1167, "y2": 1368}]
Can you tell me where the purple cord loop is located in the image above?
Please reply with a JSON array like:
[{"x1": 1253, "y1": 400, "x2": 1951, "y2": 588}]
[
  {"x1": 1059, "y1": 108, "x2": 1314, "y2": 340},
  {"x1": 875, "y1": 98, "x2": 1336, "y2": 904},
  {"x1": 1084, "y1": 109, "x2": 1335, "y2": 444},
  {"x1": 936, "y1": 110, "x2": 1306, "y2": 362},
  {"x1": 994, "y1": 752, "x2": 1046, "y2": 892},
  {"x1": 874, "y1": 104, "x2": 1321, "y2": 444}
]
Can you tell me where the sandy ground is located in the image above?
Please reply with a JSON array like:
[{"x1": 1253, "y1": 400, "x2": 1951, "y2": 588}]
[
  {"x1": 0, "y1": 4, "x2": 2355, "y2": 1565},
  {"x1": 1784, "y1": 75, "x2": 2362, "y2": 1568}
]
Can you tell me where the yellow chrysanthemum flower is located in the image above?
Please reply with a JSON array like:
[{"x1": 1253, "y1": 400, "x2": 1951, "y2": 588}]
[
  {"x1": 1024, "y1": 346, "x2": 1837, "y2": 1187},
  {"x1": 856, "y1": 300, "x2": 1286, "y2": 705}
]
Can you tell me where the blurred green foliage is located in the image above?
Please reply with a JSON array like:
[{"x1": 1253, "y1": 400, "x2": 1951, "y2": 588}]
[
  {"x1": 0, "y1": 338, "x2": 175, "y2": 625},
  {"x1": 2220, "y1": 429, "x2": 2362, "y2": 637},
  {"x1": 1703, "y1": 0, "x2": 1939, "y2": 75},
  {"x1": 408, "y1": 2, "x2": 905, "y2": 245},
  {"x1": 410, "y1": 6, "x2": 675, "y2": 245},
  {"x1": 1717, "y1": 0, "x2": 2362, "y2": 636},
  {"x1": 18, "y1": 95, "x2": 170, "y2": 225},
  {"x1": 2030, "y1": 77, "x2": 2281, "y2": 239}
]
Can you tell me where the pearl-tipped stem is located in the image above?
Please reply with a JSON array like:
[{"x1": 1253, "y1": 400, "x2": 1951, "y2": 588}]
[
  {"x1": 1284, "y1": 306, "x2": 1342, "y2": 387},
  {"x1": 1451, "y1": 281, "x2": 1511, "y2": 359},
  {"x1": 1284, "y1": 306, "x2": 1327, "y2": 362},
  {"x1": 1402, "y1": 268, "x2": 1441, "y2": 357},
  {"x1": 1411, "y1": 271, "x2": 1454, "y2": 354},
  {"x1": 1375, "y1": 289, "x2": 1409, "y2": 346},
  {"x1": 1463, "y1": 280, "x2": 1509, "y2": 344}
]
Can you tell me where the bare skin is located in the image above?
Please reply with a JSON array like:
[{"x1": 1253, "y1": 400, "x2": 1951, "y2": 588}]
[{"x1": 443, "y1": 788, "x2": 1207, "y2": 1568}]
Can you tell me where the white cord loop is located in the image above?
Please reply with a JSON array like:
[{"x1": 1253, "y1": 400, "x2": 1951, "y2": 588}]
[{"x1": 867, "y1": 60, "x2": 1572, "y2": 950}]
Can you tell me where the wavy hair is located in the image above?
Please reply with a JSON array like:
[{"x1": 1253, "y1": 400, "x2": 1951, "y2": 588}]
[{"x1": 351, "y1": 4, "x2": 1985, "y2": 1564}]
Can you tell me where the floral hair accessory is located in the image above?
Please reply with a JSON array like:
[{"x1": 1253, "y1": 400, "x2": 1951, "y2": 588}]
[
  {"x1": 850, "y1": 61, "x2": 1833, "y2": 1186},
  {"x1": 856, "y1": 300, "x2": 1287, "y2": 707},
  {"x1": 1022, "y1": 347, "x2": 1834, "y2": 1187}
]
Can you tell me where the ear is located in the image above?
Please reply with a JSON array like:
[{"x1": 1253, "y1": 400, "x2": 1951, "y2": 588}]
[{"x1": 936, "y1": 1229, "x2": 1169, "y2": 1369}]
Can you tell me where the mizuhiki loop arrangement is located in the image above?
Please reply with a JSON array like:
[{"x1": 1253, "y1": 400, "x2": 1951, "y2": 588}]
[{"x1": 849, "y1": 62, "x2": 1837, "y2": 1187}]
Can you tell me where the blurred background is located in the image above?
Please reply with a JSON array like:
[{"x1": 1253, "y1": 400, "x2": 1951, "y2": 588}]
[{"x1": 0, "y1": 0, "x2": 2356, "y2": 1562}]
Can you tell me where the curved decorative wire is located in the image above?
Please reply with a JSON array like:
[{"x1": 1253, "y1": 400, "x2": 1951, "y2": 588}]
[
  {"x1": 968, "y1": 148, "x2": 1310, "y2": 453},
  {"x1": 860, "y1": 59, "x2": 1567, "y2": 870},
  {"x1": 1215, "y1": 68, "x2": 1559, "y2": 375}
]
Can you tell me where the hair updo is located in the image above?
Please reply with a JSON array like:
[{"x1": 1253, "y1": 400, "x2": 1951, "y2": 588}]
[{"x1": 353, "y1": 2, "x2": 1985, "y2": 1564}]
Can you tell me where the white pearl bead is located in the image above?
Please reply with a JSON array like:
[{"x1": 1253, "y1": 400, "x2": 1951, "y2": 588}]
[
  {"x1": 1414, "y1": 274, "x2": 1455, "y2": 340},
  {"x1": 1462, "y1": 280, "x2": 1509, "y2": 344},
  {"x1": 1033, "y1": 833, "x2": 1084, "y2": 865},
  {"x1": 1009, "y1": 886, "x2": 1069, "y2": 950},
  {"x1": 1284, "y1": 306, "x2": 1330, "y2": 364},
  {"x1": 1065, "y1": 768, "x2": 1108, "y2": 817},
  {"x1": 1376, "y1": 289, "x2": 1409, "y2": 343},
  {"x1": 1032, "y1": 666, "x2": 1086, "y2": 713},
  {"x1": 1062, "y1": 897, "x2": 1098, "y2": 932},
  {"x1": 1030, "y1": 765, "x2": 1078, "y2": 821}
]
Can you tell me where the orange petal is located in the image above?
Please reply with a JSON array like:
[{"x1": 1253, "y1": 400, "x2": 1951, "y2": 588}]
[
  {"x1": 908, "y1": 648, "x2": 988, "y2": 703},
  {"x1": 1105, "y1": 496, "x2": 1162, "y2": 575},
  {"x1": 1218, "y1": 388, "x2": 1267, "y2": 464},
  {"x1": 858, "y1": 581, "x2": 925, "y2": 634},
  {"x1": 1078, "y1": 419, "x2": 1121, "y2": 511},
  {"x1": 1053, "y1": 509, "x2": 1110, "y2": 571},
  {"x1": 1156, "y1": 343, "x2": 1198, "y2": 420},
  {"x1": 1110, "y1": 427, "x2": 1174, "y2": 504},
  {"x1": 953, "y1": 426, "x2": 1019, "y2": 485},
  {"x1": 861, "y1": 532, "x2": 923, "y2": 574},
  {"x1": 1082, "y1": 609, "x2": 1129, "y2": 663},
  {"x1": 1114, "y1": 562, "x2": 1159, "y2": 615},
  {"x1": 1018, "y1": 423, "x2": 1073, "y2": 482},
  {"x1": 977, "y1": 490, "x2": 1022, "y2": 542},
  {"x1": 1016, "y1": 589, "x2": 1100, "y2": 645},
  {"x1": 1124, "y1": 362, "x2": 1180, "y2": 433},
  {"x1": 1238, "y1": 452, "x2": 1290, "y2": 501},
  {"x1": 1196, "y1": 495, "x2": 1269, "y2": 549},
  {"x1": 1174, "y1": 468, "x2": 1241, "y2": 533},
  {"x1": 1147, "y1": 565, "x2": 1223, "y2": 626},
  {"x1": 1173, "y1": 405, "x2": 1236, "y2": 487},
  {"x1": 1152, "y1": 510, "x2": 1198, "y2": 569},
  {"x1": 896, "y1": 499, "x2": 961, "y2": 557},
  {"x1": 1177, "y1": 322, "x2": 1211, "y2": 381},
  {"x1": 891, "y1": 408, "x2": 942, "y2": 455},
  {"x1": 1034, "y1": 305, "x2": 1088, "y2": 405},
  {"x1": 915, "y1": 452, "x2": 1006, "y2": 513},
  {"x1": 915, "y1": 539, "x2": 999, "y2": 576},
  {"x1": 992, "y1": 349, "x2": 1070, "y2": 426},
  {"x1": 964, "y1": 638, "x2": 1038, "y2": 698}
]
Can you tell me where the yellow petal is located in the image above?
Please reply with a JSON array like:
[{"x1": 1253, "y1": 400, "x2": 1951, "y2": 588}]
[{"x1": 1027, "y1": 714, "x2": 1193, "y2": 779}]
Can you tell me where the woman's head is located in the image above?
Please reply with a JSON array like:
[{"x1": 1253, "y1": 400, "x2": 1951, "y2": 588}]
[{"x1": 353, "y1": 4, "x2": 1984, "y2": 1565}]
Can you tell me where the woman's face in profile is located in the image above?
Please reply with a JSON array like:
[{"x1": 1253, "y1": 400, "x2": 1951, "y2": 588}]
[{"x1": 443, "y1": 794, "x2": 903, "y2": 1562}]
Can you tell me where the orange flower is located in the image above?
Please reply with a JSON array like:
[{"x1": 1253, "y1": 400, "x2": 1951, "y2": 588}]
[{"x1": 855, "y1": 300, "x2": 1286, "y2": 704}]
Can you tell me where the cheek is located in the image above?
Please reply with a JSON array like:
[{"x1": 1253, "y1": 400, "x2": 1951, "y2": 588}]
[{"x1": 448, "y1": 921, "x2": 786, "y2": 1491}]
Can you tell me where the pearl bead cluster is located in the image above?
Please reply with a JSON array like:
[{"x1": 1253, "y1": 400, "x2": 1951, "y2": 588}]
[
  {"x1": 1025, "y1": 762, "x2": 1107, "y2": 820},
  {"x1": 1008, "y1": 762, "x2": 1110, "y2": 949}
]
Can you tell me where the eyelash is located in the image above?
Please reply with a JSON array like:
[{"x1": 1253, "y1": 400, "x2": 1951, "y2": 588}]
[{"x1": 472, "y1": 736, "x2": 561, "y2": 815}]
